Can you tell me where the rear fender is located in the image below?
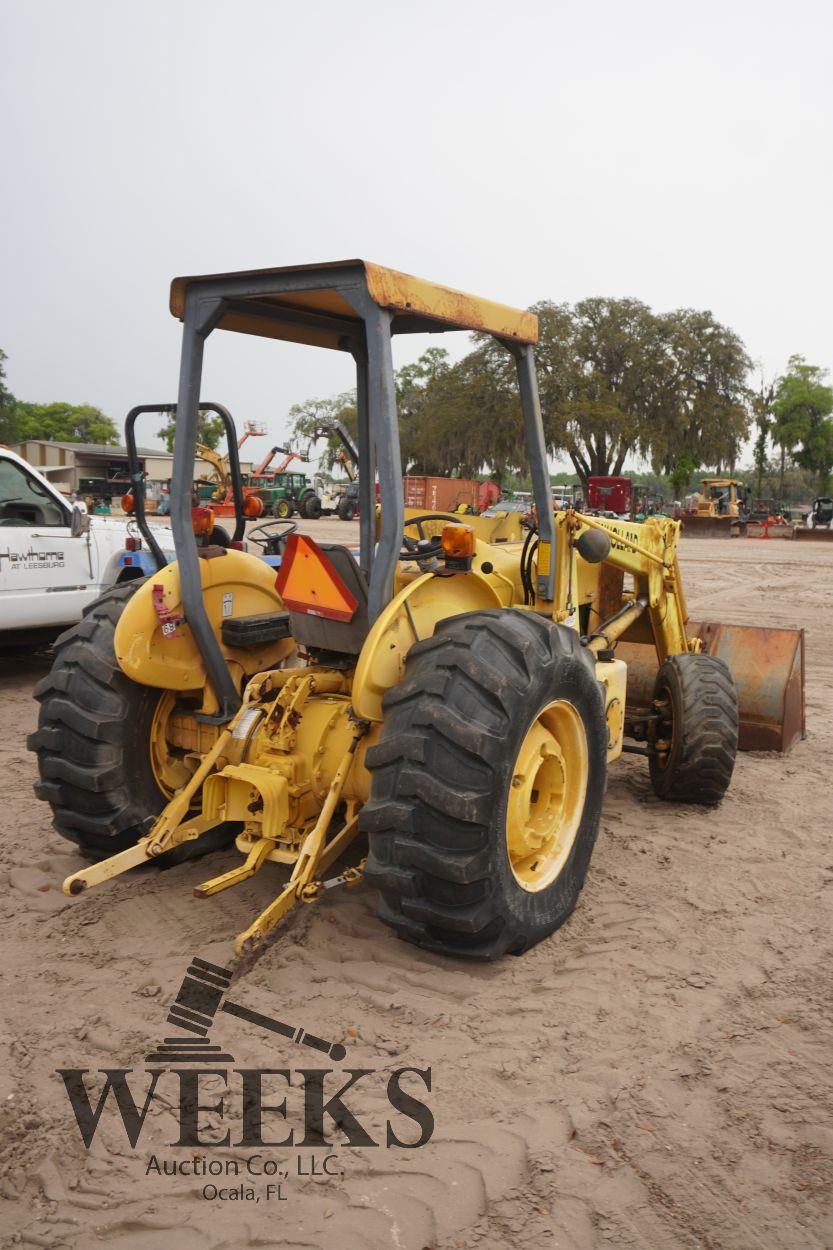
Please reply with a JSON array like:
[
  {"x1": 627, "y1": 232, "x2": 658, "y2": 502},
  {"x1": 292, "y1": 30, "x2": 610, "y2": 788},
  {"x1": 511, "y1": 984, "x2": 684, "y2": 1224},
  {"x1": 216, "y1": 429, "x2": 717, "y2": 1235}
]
[
  {"x1": 352, "y1": 568, "x2": 502, "y2": 722},
  {"x1": 113, "y1": 549, "x2": 293, "y2": 691}
]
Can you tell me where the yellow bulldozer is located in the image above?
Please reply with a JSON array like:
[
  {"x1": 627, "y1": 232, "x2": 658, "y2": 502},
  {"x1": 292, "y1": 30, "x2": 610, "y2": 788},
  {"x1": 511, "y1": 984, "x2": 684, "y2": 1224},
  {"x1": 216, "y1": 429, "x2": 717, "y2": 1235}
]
[
  {"x1": 683, "y1": 477, "x2": 749, "y2": 537},
  {"x1": 28, "y1": 262, "x2": 805, "y2": 959}
]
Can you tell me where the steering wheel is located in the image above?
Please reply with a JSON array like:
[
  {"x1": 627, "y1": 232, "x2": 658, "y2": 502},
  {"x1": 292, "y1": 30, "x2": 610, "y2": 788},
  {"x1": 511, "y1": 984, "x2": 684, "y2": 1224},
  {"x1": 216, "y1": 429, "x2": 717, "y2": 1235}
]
[
  {"x1": 398, "y1": 512, "x2": 462, "y2": 561},
  {"x1": 246, "y1": 517, "x2": 298, "y2": 551}
]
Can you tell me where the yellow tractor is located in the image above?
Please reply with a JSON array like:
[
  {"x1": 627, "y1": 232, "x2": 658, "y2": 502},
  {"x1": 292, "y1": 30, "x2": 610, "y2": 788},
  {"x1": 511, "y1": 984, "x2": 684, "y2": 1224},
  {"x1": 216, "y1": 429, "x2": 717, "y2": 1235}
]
[
  {"x1": 28, "y1": 262, "x2": 805, "y2": 959},
  {"x1": 684, "y1": 477, "x2": 749, "y2": 537}
]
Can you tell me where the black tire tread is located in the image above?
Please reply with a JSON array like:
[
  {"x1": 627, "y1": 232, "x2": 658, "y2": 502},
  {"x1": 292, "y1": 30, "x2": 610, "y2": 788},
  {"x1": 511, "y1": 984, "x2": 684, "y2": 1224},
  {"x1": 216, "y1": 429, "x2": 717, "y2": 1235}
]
[
  {"x1": 361, "y1": 609, "x2": 606, "y2": 959},
  {"x1": 27, "y1": 582, "x2": 163, "y2": 855},
  {"x1": 650, "y1": 653, "x2": 738, "y2": 805}
]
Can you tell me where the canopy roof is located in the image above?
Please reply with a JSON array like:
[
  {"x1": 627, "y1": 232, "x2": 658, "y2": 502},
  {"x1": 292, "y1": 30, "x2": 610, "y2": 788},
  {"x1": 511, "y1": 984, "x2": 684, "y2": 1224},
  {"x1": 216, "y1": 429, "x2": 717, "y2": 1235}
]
[{"x1": 169, "y1": 260, "x2": 538, "y2": 351}]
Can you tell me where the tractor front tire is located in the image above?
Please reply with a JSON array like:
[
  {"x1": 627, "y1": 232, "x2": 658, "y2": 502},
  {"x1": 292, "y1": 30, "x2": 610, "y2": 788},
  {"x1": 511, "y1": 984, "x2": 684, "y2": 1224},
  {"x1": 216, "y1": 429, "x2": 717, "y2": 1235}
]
[
  {"x1": 362, "y1": 609, "x2": 608, "y2": 959},
  {"x1": 648, "y1": 653, "x2": 738, "y2": 805},
  {"x1": 28, "y1": 583, "x2": 231, "y2": 863},
  {"x1": 272, "y1": 499, "x2": 293, "y2": 519}
]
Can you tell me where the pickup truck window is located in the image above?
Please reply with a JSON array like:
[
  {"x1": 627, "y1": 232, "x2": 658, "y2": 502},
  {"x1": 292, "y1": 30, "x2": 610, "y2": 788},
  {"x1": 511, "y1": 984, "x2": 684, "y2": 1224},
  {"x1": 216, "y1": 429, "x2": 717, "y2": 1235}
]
[{"x1": 0, "y1": 460, "x2": 67, "y2": 527}]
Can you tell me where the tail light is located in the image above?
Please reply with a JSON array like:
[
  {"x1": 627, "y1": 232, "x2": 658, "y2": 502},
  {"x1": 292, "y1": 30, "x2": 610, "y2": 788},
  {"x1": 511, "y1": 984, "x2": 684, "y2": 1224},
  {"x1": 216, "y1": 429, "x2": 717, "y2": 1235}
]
[
  {"x1": 243, "y1": 494, "x2": 265, "y2": 518},
  {"x1": 192, "y1": 506, "x2": 215, "y2": 537},
  {"x1": 125, "y1": 536, "x2": 142, "y2": 552}
]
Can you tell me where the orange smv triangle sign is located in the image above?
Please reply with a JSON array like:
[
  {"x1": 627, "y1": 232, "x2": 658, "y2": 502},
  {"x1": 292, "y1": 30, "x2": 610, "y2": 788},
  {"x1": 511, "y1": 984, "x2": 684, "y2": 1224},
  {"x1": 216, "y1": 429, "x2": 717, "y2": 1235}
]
[{"x1": 275, "y1": 534, "x2": 358, "y2": 623}]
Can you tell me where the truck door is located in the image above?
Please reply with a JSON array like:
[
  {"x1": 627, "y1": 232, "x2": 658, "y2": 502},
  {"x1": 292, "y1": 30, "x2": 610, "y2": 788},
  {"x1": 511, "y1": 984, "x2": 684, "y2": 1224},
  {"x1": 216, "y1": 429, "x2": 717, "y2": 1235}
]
[{"x1": 0, "y1": 456, "x2": 94, "y2": 632}]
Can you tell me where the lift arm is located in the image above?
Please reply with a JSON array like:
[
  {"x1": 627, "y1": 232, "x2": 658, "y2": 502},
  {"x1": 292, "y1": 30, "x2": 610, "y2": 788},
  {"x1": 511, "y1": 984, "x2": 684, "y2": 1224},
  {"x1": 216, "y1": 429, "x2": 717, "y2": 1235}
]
[{"x1": 549, "y1": 510, "x2": 693, "y2": 661}]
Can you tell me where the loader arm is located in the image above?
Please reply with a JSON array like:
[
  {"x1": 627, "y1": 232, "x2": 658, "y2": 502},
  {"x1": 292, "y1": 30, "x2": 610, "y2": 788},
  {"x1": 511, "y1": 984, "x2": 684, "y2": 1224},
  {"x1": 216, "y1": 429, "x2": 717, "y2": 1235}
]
[
  {"x1": 549, "y1": 510, "x2": 693, "y2": 660},
  {"x1": 548, "y1": 509, "x2": 804, "y2": 754}
]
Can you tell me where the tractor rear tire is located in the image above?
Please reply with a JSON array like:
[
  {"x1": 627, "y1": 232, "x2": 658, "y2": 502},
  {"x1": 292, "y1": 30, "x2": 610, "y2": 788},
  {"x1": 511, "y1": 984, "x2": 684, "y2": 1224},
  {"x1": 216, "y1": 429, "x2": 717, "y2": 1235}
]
[
  {"x1": 337, "y1": 497, "x2": 356, "y2": 521},
  {"x1": 648, "y1": 653, "x2": 738, "y2": 805},
  {"x1": 27, "y1": 582, "x2": 232, "y2": 862},
  {"x1": 303, "y1": 494, "x2": 322, "y2": 520},
  {"x1": 361, "y1": 609, "x2": 608, "y2": 959}
]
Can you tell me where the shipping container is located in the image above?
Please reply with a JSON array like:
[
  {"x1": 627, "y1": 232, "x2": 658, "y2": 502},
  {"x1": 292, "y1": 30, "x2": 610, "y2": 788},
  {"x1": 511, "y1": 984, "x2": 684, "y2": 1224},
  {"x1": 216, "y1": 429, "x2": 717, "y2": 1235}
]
[{"x1": 403, "y1": 475, "x2": 481, "y2": 514}]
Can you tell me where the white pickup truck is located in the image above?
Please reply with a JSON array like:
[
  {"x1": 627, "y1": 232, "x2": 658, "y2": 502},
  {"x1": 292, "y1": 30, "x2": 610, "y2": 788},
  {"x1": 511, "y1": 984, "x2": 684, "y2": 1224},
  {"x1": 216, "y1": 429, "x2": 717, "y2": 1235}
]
[{"x1": 0, "y1": 446, "x2": 172, "y2": 647}]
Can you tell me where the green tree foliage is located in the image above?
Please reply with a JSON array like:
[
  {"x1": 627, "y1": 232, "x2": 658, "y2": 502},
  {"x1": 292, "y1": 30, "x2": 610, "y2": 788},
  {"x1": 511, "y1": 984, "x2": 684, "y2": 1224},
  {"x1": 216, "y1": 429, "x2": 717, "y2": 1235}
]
[
  {"x1": 13, "y1": 400, "x2": 119, "y2": 445},
  {"x1": 408, "y1": 300, "x2": 750, "y2": 488},
  {"x1": 751, "y1": 378, "x2": 775, "y2": 498},
  {"x1": 0, "y1": 349, "x2": 19, "y2": 443},
  {"x1": 402, "y1": 346, "x2": 522, "y2": 484},
  {"x1": 289, "y1": 391, "x2": 358, "y2": 470},
  {"x1": 665, "y1": 448, "x2": 701, "y2": 500},
  {"x1": 158, "y1": 408, "x2": 225, "y2": 453},
  {"x1": 518, "y1": 300, "x2": 749, "y2": 487},
  {"x1": 536, "y1": 297, "x2": 661, "y2": 480},
  {"x1": 649, "y1": 308, "x2": 752, "y2": 487},
  {"x1": 0, "y1": 349, "x2": 120, "y2": 445},
  {"x1": 286, "y1": 301, "x2": 759, "y2": 493},
  {"x1": 795, "y1": 419, "x2": 833, "y2": 493},
  {"x1": 771, "y1": 356, "x2": 833, "y2": 494}
]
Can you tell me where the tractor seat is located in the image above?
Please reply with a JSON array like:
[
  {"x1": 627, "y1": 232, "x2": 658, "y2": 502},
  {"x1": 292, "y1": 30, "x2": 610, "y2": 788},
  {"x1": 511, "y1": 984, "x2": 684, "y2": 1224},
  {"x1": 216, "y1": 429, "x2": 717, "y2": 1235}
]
[
  {"x1": 222, "y1": 543, "x2": 370, "y2": 655},
  {"x1": 286, "y1": 542, "x2": 370, "y2": 656}
]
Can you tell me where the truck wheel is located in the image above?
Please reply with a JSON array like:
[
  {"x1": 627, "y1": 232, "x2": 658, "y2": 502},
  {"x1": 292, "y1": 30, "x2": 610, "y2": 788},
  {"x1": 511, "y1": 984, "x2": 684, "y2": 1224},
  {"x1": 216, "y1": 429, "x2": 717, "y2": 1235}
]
[
  {"x1": 303, "y1": 494, "x2": 322, "y2": 520},
  {"x1": 27, "y1": 582, "x2": 230, "y2": 860},
  {"x1": 648, "y1": 653, "x2": 738, "y2": 805},
  {"x1": 361, "y1": 609, "x2": 608, "y2": 958},
  {"x1": 337, "y1": 498, "x2": 355, "y2": 521}
]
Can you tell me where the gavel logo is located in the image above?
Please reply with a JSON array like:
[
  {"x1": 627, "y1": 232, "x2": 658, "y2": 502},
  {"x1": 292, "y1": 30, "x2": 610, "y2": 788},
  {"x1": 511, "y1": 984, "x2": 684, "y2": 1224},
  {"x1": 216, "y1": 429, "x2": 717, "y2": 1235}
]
[{"x1": 145, "y1": 956, "x2": 347, "y2": 1065}]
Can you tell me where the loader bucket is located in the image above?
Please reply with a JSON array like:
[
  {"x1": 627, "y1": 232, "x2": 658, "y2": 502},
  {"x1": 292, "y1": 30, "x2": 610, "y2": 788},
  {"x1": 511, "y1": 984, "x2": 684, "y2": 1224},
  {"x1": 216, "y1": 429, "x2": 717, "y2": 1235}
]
[
  {"x1": 792, "y1": 526, "x2": 833, "y2": 542},
  {"x1": 619, "y1": 622, "x2": 805, "y2": 753}
]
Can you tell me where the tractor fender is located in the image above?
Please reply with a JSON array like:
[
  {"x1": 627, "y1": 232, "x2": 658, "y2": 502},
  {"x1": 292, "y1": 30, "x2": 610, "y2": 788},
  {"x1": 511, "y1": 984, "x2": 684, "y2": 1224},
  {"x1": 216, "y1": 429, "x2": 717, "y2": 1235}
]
[
  {"x1": 113, "y1": 548, "x2": 293, "y2": 691},
  {"x1": 352, "y1": 570, "x2": 503, "y2": 722}
]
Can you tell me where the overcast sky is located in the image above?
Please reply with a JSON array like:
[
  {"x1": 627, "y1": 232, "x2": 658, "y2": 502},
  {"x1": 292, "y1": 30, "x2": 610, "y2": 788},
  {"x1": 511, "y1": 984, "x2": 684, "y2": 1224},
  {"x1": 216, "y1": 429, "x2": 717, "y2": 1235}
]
[{"x1": 2, "y1": 0, "x2": 831, "y2": 463}]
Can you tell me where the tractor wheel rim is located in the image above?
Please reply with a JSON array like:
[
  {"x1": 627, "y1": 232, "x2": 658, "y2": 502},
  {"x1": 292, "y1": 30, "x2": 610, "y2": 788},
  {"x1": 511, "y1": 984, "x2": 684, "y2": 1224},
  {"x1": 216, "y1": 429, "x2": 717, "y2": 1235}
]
[
  {"x1": 506, "y1": 699, "x2": 588, "y2": 892},
  {"x1": 651, "y1": 688, "x2": 675, "y2": 770},
  {"x1": 150, "y1": 690, "x2": 196, "y2": 798}
]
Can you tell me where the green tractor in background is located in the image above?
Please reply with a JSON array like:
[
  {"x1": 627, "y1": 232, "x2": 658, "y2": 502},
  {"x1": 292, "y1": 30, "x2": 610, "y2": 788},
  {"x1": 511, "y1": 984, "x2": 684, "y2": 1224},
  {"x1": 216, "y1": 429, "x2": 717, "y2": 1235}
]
[{"x1": 250, "y1": 469, "x2": 321, "y2": 519}]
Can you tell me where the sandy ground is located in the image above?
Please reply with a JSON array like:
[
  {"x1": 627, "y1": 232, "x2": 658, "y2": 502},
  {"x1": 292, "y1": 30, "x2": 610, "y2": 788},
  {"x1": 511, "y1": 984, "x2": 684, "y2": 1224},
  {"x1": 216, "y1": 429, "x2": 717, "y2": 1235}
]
[{"x1": 0, "y1": 533, "x2": 831, "y2": 1250}]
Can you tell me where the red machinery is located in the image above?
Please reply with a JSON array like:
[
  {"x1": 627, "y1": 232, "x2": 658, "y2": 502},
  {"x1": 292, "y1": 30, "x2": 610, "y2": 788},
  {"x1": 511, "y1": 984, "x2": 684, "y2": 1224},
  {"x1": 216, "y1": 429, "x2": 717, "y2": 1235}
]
[{"x1": 587, "y1": 476, "x2": 632, "y2": 516}]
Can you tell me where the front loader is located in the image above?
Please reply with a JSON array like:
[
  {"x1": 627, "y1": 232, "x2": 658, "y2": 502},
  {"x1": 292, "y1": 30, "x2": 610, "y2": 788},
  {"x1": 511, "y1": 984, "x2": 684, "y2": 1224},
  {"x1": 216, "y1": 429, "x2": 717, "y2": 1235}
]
[{"x1": 28, "y1": 261, "x2": 805, "y2": 959}]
